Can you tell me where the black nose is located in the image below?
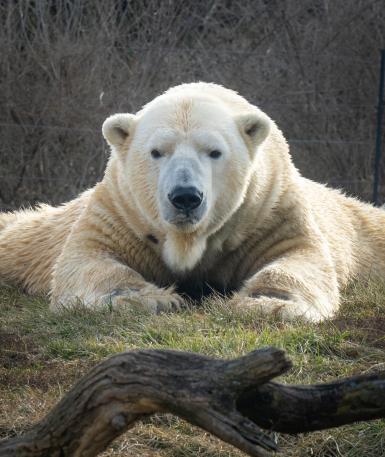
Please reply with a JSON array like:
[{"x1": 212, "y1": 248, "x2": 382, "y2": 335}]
[{"x1": 168, "y1": 186, "x2": 203, "y2": 211}]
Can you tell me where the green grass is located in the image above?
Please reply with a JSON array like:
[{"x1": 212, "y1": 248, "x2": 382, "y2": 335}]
[{"x1": 1, "y1": 282, "x2": 385, "y2": 456}]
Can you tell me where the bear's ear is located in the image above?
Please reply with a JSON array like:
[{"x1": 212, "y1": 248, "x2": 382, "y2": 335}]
[
  {"x1": 102, "y1": 113, "x2": 137, "y2": 149},
  {"x1": 236, "y1": 111, "x2": 271, "y2": 151}
]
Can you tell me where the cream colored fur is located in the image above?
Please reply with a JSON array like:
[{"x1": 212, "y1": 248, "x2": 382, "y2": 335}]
[{"x1": 1, "y1": 82, "x2": 385, "y2": 321}]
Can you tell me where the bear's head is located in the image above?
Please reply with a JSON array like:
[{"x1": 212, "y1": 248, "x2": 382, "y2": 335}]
[{"x1": 102, "y1": 83, "x2": 271, "y2": 272}]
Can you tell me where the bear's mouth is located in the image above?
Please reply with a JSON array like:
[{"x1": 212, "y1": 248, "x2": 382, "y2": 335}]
[{"x1": 169, "y1": 211, "x2": 202, "y2": 227}]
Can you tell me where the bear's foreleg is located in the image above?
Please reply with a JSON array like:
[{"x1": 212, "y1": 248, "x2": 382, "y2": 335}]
[
  {"x1": 231, "y1": 249, "x2": 339, "y2": 322},
  {"x1": 50, "y1": 255, "x2": 183, "y2": 313}
]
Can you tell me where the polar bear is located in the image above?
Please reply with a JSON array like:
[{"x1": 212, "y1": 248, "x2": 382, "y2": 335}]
[{"x1": 1, "y1": 82, "x2": 385, "y2": 321}]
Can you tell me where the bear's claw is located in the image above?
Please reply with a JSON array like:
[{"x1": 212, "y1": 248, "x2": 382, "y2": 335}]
[
  {"x1": 105, "y1": 286, "x2": 185, "y2": 314},
  {"x1": 229, "y1": 293, "x2": 325, "y2": 322}
]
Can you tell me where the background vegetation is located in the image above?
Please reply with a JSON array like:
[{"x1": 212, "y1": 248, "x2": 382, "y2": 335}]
[{"x1": 1, "y1": 0, "x2": 385, "y2": 209}]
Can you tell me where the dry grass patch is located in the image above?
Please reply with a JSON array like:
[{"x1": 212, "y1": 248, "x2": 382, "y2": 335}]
[{"x1": 1, "y1": 282, "x2": 385, "y2": 456}]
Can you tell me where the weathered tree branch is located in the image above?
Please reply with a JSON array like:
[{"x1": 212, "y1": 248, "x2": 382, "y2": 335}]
[
  {"x1": 237, "y1": 371, "x2": 385, "y2": 434},
  {"x1": 0, "y1": 347, "x2": 385, "y2": 457},
  {"x1": 0, "y1": 348, "x2": 291, "y2": 457}
]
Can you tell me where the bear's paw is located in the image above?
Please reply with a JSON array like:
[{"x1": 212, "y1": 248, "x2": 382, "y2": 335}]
[{"x1": 104, "y1": 286, "x2": 185, "y2": 314}]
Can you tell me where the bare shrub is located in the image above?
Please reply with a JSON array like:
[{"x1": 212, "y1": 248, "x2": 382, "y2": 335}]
[{"x1": 0, "y1": 0, "x2": 384, "y2": 209}]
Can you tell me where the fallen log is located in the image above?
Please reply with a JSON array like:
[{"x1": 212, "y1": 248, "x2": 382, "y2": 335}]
[{"x1": 0, "y1": 347, "x2": 384, "y2": 457}]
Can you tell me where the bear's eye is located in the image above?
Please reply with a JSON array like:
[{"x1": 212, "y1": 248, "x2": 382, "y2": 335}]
[
  {"x1": 209, "y1": 150, "x2": 222, "y2": 159},
  {"x1": 151, "y1": 149, "x2": 163, "y2": 159}
]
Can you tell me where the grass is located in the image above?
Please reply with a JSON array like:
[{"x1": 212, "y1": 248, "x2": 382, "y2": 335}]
[{"x1": 1, "y1": 282, "x2": 385, "y2": 456}]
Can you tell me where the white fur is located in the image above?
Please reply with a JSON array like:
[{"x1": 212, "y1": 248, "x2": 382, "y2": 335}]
[{"x1": 1, "y1": 82, "x2": 385, "y2": 322}]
